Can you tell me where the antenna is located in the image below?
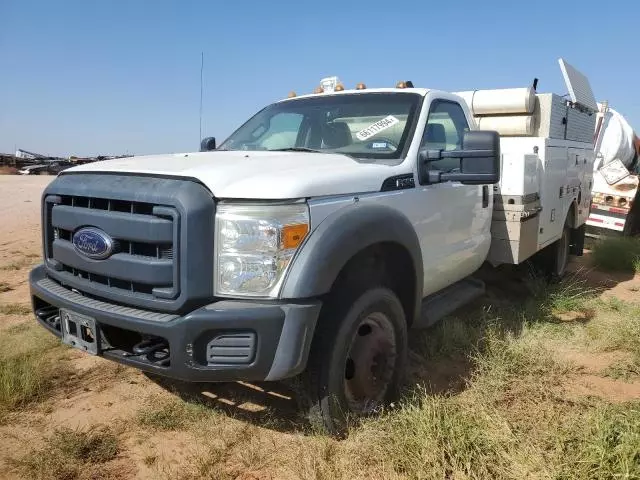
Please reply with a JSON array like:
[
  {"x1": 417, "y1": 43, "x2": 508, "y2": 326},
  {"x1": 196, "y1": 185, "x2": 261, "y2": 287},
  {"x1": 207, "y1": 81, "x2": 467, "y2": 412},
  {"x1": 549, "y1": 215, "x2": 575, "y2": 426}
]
[{"x1": 199, "y1": 52, "x2": 204, "y2": 143}]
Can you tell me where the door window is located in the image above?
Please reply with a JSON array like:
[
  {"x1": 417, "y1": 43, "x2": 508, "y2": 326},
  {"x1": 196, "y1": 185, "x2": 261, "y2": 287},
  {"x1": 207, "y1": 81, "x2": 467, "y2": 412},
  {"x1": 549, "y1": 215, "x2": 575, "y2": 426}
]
[{"x1": 421, "y1": 101, "x2": 470, "y2": 172}]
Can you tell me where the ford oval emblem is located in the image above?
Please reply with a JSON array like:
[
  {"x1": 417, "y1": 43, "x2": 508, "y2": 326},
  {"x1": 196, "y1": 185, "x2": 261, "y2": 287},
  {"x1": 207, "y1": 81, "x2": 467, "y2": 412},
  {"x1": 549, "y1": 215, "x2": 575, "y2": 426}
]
[{"x1": 72, "y1": 227, "x2": 114, "y2": 260}]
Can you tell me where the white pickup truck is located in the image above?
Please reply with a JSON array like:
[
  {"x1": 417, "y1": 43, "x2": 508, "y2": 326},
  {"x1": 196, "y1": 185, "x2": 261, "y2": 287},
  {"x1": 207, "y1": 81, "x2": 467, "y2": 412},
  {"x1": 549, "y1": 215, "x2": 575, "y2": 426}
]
[{"x1": 30, "y1": 59, "x2": 594, "y2": 434}]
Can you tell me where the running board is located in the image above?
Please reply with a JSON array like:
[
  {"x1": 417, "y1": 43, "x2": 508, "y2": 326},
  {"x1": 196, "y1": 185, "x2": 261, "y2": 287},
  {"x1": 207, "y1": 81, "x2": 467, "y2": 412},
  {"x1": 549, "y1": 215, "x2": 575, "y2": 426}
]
[{"x1": 415, "y1": 278, "x2": 486, "y2": 329}]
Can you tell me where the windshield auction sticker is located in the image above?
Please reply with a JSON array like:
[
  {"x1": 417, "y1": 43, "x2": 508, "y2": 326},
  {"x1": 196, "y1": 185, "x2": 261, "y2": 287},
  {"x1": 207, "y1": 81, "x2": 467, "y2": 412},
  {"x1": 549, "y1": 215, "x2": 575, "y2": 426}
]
[{"x1": 356, "y1": 115, "x2": 400, "y2": 141}]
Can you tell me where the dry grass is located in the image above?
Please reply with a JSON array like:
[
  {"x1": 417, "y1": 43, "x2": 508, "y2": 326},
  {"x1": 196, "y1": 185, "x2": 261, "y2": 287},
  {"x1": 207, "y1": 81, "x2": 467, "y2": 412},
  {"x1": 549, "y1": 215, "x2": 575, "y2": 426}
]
[
  {"x1": 591, "y1": 236, "x2": 640, "y2": 273},
  {"x1": 137, "y1": 397, "x2": 218, "y2": 431},
  {"x1": 2, "y1": 270, "x2": 639, "y2": 479},
  {"x1": 351, "y1": 395, "x2": 640, "y2": 480},
  {"x1": 345, "y1": 285, "x2": 640, "y2": 480},
  {"x1": 0, "y1": 321, "x2": 67, "y2": 420},
  {"x1": 588, "y1": 300, "x2": 640, "y2": 353},
  {"x1": 0, "y1": 354, "x2": 56, "y2": 416},
  {"x1": 10, "y1": 426, "x2": 121, "y2": 480},
  {"x1": 0, "y1": 260, "x2": 30, "y2": 271},
  {"x1": 0, "y1": 253, "x2": 39, "y2": 271},
  {"x1": 169, "y1": 424, "x2": 272, "y2": 480},
  {"x1": 0, "y1": 303, "x2": 32, "y2": 315},
  {"x1": 151, "y1": 274, "x2": 640, "y2": 479},
  {"x1": 602, "y1": 359, "x2": 640, "y2": 381}
]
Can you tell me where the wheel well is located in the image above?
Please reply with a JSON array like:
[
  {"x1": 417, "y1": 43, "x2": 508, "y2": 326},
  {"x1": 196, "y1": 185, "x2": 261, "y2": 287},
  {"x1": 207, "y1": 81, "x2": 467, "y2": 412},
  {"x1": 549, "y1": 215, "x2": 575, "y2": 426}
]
[{"x1": 329, "y1": 243, "x2": 417, "y2": 326}]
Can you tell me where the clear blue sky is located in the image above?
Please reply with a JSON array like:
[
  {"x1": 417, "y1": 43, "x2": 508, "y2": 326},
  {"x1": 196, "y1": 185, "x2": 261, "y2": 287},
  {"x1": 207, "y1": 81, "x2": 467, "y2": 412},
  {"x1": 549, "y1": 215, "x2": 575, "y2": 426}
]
[{"x1": 1, "y1": 0, "x2": 638, "y2": 157}]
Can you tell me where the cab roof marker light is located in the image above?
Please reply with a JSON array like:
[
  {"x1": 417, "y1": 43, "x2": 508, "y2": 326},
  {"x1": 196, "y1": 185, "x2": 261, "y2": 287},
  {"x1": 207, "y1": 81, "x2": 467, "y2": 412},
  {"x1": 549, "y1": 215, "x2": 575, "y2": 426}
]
[
  {"x1": 335, "y1": 83, "x2": 345, "y2": 92},
  {"x1": 313, "y1": 86, "x2": 324, "y2": 94},
  {"x1": 288, "y1": 91, "x2": 297, "y2": 98},
  {"x1": 356, "y1": 83, "x2": 367, "y2": 90},
  {"x1": 396, "y1": 80, "x2": 414, "y2": 89}
]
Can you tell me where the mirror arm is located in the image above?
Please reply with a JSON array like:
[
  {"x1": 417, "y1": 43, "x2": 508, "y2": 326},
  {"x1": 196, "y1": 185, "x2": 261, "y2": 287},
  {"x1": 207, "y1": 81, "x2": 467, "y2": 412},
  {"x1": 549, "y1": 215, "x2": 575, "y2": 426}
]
[
  {"x1": 440, "y1": 172, "x2": 497, "y2": 185},
  {"x1": 427, "y1": 171, "x2": 442, "y2": 184},
  {"x1": 420, "y1": 148, "x2": 495, "y2": 163},
  {"x1": 439, "y1": 149, "x2": 494, "y2": 159},
  {"x1": 423, "y1": 149, "x2": 444, "y2": 160}
]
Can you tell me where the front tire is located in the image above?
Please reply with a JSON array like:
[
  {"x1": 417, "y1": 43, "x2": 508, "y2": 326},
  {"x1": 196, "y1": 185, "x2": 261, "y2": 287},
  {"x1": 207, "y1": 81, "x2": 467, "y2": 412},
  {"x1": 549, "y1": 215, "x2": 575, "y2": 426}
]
[{"x1": 300, "y1": 287, "x2": 408, "y2": 437}]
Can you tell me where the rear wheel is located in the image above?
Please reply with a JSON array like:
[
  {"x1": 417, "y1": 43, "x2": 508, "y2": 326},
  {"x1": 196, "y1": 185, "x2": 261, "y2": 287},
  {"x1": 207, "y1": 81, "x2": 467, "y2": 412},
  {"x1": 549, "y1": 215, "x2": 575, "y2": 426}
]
[
  {"x1": 535, "y1": 226, "x2": 570, "y2": 280},
  {"x1": 300, "y1": 287, "x2": 408, "y2": 437},
  {"x1": 553, "y1": 226, "x2": 571, "y2": 277}
]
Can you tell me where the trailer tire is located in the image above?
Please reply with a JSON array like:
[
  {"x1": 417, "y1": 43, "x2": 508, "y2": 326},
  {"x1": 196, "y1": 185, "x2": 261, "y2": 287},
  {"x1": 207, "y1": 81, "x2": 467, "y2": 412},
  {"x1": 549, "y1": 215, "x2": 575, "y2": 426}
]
[
  {"x1": 298, "y1": 287, "x2": 407, "y2": 437},
  {"x1": 623, "y1": 204, "x2": 640, "y2": 237}
]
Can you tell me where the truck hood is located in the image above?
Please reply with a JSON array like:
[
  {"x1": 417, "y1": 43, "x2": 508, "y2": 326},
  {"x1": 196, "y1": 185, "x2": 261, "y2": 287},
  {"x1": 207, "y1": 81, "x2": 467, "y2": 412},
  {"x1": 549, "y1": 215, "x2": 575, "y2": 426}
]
[{"x1": 63, "y1": 151, "x2": 400, "y2": 199}]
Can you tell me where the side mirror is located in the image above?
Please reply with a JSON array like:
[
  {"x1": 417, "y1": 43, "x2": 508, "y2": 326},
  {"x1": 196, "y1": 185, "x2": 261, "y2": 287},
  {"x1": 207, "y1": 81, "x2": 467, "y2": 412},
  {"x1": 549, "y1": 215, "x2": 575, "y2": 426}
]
[
  {"x1": 200, "y1": 136, "x2": 216, "y2": 152},
  {"x1": 418, "y1": 130, "x2": 500, "y2": 185}
]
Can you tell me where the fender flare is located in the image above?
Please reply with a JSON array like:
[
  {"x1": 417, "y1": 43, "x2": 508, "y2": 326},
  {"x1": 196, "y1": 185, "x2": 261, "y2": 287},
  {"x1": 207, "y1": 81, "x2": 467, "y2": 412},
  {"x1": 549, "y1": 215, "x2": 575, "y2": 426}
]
[{"x1": 280, "y1": 203, "x2": 423, "y2": 317}]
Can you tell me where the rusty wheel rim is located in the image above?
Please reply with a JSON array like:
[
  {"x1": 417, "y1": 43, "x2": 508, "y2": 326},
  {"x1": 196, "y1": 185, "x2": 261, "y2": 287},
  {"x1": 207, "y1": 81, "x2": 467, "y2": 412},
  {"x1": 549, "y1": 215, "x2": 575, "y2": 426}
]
[{"x1": 343, "y1": 311, "x2": 397, "y2": 414}]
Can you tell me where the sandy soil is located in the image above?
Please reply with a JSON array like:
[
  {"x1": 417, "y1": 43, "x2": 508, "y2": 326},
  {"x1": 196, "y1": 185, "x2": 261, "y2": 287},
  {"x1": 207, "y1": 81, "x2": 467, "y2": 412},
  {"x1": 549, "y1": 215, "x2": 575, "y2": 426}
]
[
  {"x1": 0, "y1": 176, "x2": 638, "y2": 479},
  {"x1": 0, "y1": 176, "x2": 53, "y2": 318}
]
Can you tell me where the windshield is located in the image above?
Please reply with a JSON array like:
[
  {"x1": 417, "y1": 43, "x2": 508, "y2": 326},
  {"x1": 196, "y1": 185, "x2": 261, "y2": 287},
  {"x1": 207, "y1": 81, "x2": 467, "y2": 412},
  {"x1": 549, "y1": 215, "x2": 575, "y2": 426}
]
[{"x1": 218, "y1": 92, "x2": 422, "y2": 159}]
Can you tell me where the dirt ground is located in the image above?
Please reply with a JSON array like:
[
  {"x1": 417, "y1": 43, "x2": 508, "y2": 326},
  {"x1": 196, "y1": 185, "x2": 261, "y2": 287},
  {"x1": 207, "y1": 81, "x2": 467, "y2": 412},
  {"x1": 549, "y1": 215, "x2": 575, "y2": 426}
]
[
  {"x1": 0, "y1": 176, "x2": 53, "y2": 326},
  {"x1": 0, "y1": 176, "x2": 638, "y2": 479}
]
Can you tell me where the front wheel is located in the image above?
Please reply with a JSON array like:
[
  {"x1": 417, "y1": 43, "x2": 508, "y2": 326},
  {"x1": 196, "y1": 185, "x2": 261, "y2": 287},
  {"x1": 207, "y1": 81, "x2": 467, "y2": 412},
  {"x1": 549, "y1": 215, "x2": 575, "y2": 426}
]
[{"x1": 300, "y1": 287, "x2": 408, "y2": 437}]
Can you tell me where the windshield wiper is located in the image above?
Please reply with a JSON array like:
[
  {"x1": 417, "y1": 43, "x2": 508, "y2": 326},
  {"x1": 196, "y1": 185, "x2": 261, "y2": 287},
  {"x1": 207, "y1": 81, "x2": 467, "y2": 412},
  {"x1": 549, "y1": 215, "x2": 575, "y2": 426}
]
[{"x1": 268, "y1": 147, "x2": 322, "y2": 153}]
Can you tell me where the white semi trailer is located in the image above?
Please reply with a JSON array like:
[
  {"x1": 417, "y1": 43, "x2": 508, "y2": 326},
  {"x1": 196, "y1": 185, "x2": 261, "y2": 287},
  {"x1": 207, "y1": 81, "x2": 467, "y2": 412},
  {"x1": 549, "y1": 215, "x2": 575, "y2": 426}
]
[{"x1": 587, "y1": 104, "x2": 640, "y2": 236}]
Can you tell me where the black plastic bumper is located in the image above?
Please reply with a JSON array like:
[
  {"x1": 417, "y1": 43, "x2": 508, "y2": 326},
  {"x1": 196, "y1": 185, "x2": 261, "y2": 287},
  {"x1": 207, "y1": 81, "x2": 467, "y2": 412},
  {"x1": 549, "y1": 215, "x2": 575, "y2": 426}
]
[{"x1": 29, "y1": 265, "x2": 321, "y2": 382}]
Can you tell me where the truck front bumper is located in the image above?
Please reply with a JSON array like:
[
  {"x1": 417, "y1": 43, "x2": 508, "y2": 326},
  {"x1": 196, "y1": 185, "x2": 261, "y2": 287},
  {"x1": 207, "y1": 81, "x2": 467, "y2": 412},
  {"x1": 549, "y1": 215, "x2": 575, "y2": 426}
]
[{"x1": 29, "y1": 265, "x2": 321, "y2": 382}]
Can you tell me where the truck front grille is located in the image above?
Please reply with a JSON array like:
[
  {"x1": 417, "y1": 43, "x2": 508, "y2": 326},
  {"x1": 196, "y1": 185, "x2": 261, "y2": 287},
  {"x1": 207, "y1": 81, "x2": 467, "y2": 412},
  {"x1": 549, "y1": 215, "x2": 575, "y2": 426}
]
[
  {"x1": 42, "y1": 174, "x2": 215, "y2": 313},
  {"x1": 45, "y1": 194, "x2": 179, "y2": 303}
]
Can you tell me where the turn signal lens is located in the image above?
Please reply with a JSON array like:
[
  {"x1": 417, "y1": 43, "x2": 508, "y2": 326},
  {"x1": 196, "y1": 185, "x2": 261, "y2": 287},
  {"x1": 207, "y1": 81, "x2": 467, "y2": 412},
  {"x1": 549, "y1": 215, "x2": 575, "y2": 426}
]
[{"x1": 282, "y1": 223, "x2": 309, "y2": 249}]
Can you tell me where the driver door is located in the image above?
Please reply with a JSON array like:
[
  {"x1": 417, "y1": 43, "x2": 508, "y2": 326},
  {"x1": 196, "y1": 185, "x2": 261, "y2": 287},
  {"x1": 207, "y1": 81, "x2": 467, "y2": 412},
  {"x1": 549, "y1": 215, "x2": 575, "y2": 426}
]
[{"x1": 417, "y1": 99, "x2": 486, "y2": 291}]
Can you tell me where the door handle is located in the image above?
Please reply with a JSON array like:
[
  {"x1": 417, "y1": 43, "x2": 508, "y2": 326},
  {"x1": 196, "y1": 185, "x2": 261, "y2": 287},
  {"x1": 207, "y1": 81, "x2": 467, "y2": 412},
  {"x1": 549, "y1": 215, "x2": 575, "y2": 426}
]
[{"x1": 482, "y1": 185, "x2": 489, "y2": 208}]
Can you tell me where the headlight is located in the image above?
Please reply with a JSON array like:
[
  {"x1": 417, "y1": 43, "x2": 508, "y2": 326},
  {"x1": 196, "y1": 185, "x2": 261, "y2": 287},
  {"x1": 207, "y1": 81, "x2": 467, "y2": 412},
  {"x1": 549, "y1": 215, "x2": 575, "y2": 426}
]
[{"x1": 214, "y1": 203, "x2": 309, "y2": 297}]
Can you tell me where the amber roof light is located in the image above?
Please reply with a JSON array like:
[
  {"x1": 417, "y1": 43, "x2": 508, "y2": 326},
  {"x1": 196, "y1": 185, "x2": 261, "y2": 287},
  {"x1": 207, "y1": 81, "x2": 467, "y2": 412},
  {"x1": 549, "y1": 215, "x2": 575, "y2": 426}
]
[{"x1": 396, "y1": 80, "x2": 414, "y2": 88}]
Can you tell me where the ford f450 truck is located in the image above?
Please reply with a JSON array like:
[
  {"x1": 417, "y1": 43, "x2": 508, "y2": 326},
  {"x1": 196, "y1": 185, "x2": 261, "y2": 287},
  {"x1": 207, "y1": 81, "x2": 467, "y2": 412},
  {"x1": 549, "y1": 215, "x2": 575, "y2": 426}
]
[{"x1": 30, "y1": 59, "x2": 595, "y2": 434}]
